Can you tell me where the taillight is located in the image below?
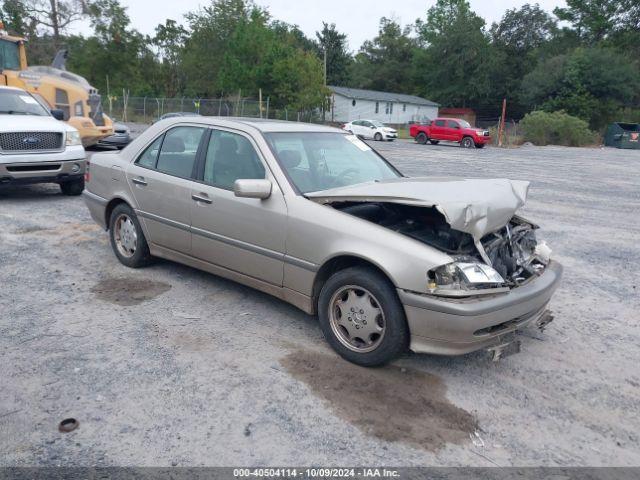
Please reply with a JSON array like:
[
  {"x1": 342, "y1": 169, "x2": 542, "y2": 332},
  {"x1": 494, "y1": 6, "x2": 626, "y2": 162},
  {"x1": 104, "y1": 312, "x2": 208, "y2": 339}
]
[{"x1": 84, "y1": 160, "x2": 90, "y2": 182}]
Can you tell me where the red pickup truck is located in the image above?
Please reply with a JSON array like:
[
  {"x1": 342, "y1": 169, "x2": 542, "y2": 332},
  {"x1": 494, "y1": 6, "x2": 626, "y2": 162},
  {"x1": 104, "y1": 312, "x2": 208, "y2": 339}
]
[{"x1": 409, "y1": 118, "x2": 491, "y2": 148}]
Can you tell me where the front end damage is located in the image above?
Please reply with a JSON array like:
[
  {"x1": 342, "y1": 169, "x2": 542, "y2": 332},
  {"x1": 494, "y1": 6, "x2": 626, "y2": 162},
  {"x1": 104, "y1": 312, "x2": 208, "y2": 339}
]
[
  {"x1": 324, "y1": 200, "x2": 561, "y2": 358},
  {"x1": 330, "y1": 201, "x2": 551, "y2": 288}
]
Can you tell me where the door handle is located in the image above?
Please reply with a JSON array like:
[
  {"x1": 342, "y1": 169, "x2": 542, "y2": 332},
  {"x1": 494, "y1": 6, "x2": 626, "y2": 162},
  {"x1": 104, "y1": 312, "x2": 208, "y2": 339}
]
[
  {"x1": 132, "y1": 177, "x2": 147, "y2": 186},
  {"x1": 192, "y1": 193, "x2": 212, "y2": 204}
]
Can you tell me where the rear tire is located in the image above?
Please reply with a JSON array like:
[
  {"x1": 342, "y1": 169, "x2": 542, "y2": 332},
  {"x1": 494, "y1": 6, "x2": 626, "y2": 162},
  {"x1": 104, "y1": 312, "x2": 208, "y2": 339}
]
[
  {"x1": 374, "y1": 132, "x2": 383, "y2": 141},
  {"x1": 415, "y1": 132, "x2": 428, "y2": 145},
  {"x1": 461, "y1": 136, "x2": 475, "y2": 148},
  {"x1": 60, "y1": 178, "x2": 84, "y2": 196},
  {"x1": 108, "y1": 203, "x2": 152, "y2": 268},
  {"x1": 318, "y1": 266, "x2": 409, "y2": 367}
]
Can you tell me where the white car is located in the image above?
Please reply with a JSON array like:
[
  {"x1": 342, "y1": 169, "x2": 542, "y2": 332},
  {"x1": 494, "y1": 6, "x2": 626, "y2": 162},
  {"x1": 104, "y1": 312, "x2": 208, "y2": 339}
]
[
  {"x1": 343, "y1": 120, "x2": 397, "y2": 141},
  {"x1": 0, "y1": 86, "x2": 86, "y2": 195}
]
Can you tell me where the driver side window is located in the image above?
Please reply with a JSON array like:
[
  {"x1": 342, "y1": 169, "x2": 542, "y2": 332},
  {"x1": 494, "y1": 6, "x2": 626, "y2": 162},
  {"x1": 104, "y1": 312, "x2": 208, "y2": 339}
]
[{"x1": 203, "y1": 130, "x2": 265, "y2": 190}]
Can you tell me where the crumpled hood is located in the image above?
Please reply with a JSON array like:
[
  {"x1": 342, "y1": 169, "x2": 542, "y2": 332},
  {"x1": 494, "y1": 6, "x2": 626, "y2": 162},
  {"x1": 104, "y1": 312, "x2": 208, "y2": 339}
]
[{"x1": 307, "y1": 177, "x2": 530, "y2": 241}]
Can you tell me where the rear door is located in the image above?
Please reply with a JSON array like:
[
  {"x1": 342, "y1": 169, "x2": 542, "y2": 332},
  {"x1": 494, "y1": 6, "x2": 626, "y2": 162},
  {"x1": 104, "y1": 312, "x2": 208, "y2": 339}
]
[
  {"x1": 126, "y1": 125, "x2": 206, "y2": 254},
  {"x1": 431, "y1": 119, "x2": 447, "y2": 140},
  {"x1": 189, "y1": 128, "x2": 287, "y2": 286},
  {"x1": 350, "y1": 120, "x2": 365, "y2": 137}
]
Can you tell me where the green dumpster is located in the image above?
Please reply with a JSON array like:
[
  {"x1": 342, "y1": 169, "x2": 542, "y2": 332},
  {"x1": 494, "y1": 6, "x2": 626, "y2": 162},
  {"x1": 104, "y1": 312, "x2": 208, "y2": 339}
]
[{"x1": 604, "y1": 122, "x2": 640, "y2": 149}]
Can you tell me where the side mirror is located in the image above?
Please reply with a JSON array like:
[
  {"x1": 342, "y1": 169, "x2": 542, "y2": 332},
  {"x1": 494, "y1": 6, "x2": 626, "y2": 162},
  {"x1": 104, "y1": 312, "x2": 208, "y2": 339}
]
[
  {"x1": 234, "y1": 179, "x2": 272, "y2": 200},
  {"x1": 371, "y1": 126, "x2": 376, "y2": 129},
  {"x1": 51, "y1": 109, "x2": 65, "y2": 121}
]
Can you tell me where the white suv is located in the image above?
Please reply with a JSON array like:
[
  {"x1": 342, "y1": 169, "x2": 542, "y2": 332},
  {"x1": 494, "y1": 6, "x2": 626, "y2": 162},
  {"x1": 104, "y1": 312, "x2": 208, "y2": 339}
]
[{"x1": 0, "y1": 86, "x2": 86, "y2": 195}]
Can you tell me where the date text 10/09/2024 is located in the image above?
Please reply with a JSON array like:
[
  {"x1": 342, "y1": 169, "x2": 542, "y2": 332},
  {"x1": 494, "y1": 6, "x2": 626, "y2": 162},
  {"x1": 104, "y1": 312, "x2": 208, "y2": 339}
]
[{"x1": 233, "y1": 468, "x2": 400, "y2": 478}]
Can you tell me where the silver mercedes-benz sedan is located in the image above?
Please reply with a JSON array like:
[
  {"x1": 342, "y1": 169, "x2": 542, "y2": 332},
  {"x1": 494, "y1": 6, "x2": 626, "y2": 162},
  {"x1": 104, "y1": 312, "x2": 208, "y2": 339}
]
[{"x1": 83, "y1": 117, "x2": 562, "y2": 366}]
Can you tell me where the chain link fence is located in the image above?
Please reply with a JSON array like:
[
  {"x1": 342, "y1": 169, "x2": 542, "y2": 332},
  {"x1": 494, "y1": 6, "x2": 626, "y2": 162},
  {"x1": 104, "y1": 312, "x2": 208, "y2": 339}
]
[{"x1": 104, "y1": 96, "x2": 324, "y2": 124}]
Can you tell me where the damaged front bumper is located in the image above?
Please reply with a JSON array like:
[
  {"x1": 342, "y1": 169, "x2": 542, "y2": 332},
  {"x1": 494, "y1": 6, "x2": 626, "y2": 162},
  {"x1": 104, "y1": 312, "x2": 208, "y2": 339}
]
[{"x1": 398, "y1": 261, "x2": 563, "y2": 356}]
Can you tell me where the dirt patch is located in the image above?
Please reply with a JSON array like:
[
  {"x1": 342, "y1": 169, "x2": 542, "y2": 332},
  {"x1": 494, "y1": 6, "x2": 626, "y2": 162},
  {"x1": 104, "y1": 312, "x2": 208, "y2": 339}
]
[
  {"x1": 15, "y1": 222, "x2": 101, "y2": 244},
  {"x1": 281, "y1": 350, "x2": 478, "y2": 451},
  {"x1": 14, "y1": 225, "x2": 49, "y2": 234},
  {"x1": 91, "y1": 277, "x2": 172, "y2": 306}
]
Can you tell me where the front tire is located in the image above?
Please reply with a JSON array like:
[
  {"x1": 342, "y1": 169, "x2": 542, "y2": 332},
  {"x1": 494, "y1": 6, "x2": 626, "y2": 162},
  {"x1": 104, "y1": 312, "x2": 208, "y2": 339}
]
[
  {"x1": 415, "y1": 132, "x2": 428, "y2": 145},
  {"x1": 374, "y1": 132, "x2": 383, "y2": 141},
  {"x1": 318, "y1": 267, "x2": 409, "y2": 367},
  {"x1": 461, "y1": 137, "x2": 475, "y2": 148},
  {"x1": 60, "y1": 178, "x2": 84, "y2": 196},
  {"x1": 108, "y1": 203, "x2": 152, "y2": 268}
]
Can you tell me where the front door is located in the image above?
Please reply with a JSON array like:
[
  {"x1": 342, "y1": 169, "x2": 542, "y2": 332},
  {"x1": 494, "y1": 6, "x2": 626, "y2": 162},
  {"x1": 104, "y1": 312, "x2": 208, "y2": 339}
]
[
  {"x1": 446, "y1": 120, "x2": 461, "y2": 141},
  {"x1": 126, "y1": 125, "x2": 206, "y2": 254},
  {"x1": 189, "y1": 128, "x2": 287, "y2": 286}
]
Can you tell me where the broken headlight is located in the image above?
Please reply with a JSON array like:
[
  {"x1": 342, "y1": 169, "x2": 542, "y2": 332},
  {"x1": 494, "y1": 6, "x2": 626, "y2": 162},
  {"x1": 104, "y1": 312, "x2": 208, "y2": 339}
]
[{"x1": 427, "y1": 262, "x2": 508, "y2": 297}]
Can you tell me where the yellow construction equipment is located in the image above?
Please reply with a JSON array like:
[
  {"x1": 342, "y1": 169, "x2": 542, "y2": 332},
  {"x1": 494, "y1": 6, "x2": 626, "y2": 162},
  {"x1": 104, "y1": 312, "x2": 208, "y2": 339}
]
[{"x1": 0, "y1": 22, "x2": 114, "y2": 146}]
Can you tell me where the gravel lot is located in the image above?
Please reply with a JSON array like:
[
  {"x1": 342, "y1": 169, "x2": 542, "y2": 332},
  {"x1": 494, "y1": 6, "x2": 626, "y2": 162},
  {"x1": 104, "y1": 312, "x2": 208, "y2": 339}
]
[{"x1": 1, "y1": 138, "x2": 639, "y2": 467}]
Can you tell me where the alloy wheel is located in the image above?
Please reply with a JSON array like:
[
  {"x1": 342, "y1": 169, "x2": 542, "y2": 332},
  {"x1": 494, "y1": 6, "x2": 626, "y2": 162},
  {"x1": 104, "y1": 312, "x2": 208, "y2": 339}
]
[
  {"x1": 113, "y1": 213, "x2": 138, "y2": 258},
  {"x1": 329, "y1": 285, "x2": 386, "y2": 353}
]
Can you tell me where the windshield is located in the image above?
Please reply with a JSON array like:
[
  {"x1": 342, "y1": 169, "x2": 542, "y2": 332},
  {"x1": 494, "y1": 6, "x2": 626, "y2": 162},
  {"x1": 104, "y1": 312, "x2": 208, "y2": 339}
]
[
  {"x1": 459, "y1": 119, "x2": 471, "y2": 128},
  {"x1": 370, "y1": 120, "x2": 385, "y2": 127},
  {"x1": 0, "y1": 89, "x2": 50, "y2": 116},
  {"x1": 0, "y1": 39, "x2": 20, "y2": 70},
  {"x1": 265, "y1": 132, "x2": 401, "y2": 194}
]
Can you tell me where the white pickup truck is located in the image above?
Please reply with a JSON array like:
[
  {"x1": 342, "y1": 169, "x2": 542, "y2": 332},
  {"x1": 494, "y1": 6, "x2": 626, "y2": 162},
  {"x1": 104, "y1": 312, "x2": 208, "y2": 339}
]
[{"x1": 0, "y1": 85, "x2": 86, "y2": 195}]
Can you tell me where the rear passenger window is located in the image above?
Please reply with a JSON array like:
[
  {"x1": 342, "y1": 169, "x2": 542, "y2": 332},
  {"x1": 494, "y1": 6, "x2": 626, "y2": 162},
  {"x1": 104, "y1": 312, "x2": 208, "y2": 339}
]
[
  {"x1": 435, "y1": 120, "x2": 446, "y2": 127},
  {"x1": 203, "y1": 130, "x2": 265, "y2": 190},
  {"x1": 136, "y1": 136, "x2": 163, "y2": 168},
  {"x1": 156, "y1": 126, "x2": 205, "y2": 178}
]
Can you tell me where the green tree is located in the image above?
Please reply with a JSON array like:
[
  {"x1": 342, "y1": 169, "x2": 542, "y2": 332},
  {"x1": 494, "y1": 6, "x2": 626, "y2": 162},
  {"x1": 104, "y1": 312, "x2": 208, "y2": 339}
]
[
  {"x1": 491, "y1": 3, "x2": 556, "y2": 51},
  {"x1": 153, "y1": 19, "x2": 188, "y2": 96},
  {"x1": 0, "y1": 0, "x2": 30, "y2": 36},
  {"x1": 181, "y1": 0, "x2": 259, "y2": 96},
  {"x1": 489, "y1": 4, "x2": 557, "y2": 116},
  {"x1": 350, "y1": 17, "x2": 416, "y2": 93},
  {"x1": 521, "y1": 47, "x2": 640, "y2": 128},
  {"x1": 216, "y1": 8, "x2": 327, "y2": 110},
  {"x1": 553, "y1": 0, "x2": 620, "y2": 43},
  {"x1": 315, "y1": 22, "x2": 352, "y2": 86},
  {"x1": 414, "y1": 0, "x2": 491, "y2": 107},
  {"x1": 271, "y1": 20, "x2": 316, "y2": 52},
  {"x1": 67, "y1": 0, "x2": 157, "y2": 96}
]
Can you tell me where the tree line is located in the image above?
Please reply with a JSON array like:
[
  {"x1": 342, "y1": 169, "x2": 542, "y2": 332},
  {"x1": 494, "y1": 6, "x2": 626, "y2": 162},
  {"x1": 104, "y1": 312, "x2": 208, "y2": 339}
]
[{"x1": 1, "y1": 0, "x2": 639, "y2": 129}]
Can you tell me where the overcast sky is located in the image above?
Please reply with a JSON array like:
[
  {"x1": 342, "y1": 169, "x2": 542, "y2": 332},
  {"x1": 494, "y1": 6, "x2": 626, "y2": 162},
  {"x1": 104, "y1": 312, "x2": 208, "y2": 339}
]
[{"x1": 74, "y1": 0, "x2": 567, "y2": 51}]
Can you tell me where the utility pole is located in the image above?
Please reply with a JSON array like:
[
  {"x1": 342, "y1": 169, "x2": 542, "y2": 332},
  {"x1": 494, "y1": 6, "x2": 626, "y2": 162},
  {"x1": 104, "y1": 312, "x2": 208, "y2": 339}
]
[
  {"x1": 498, "y1": 98, "x2": 507, "y2": 147},
  {"x1": 323, "y1": 47, "x2": 327, "y2": 86}
]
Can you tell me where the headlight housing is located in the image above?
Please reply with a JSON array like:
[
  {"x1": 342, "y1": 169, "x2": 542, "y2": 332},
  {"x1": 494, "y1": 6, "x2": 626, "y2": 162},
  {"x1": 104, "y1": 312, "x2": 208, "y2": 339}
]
[
  {"x1": 66, "y1": 130, "x2": 82, "y2": 146},
  {"x1": 427, "y1": 262, "x2": 507, "y2": 297}
]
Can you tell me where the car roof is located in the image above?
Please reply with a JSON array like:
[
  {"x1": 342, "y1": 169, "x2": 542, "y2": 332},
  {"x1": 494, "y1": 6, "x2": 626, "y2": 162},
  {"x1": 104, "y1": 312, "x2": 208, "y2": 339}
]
[{"x1": 158, "y1": 116, "x2": 342, "y2": 134}]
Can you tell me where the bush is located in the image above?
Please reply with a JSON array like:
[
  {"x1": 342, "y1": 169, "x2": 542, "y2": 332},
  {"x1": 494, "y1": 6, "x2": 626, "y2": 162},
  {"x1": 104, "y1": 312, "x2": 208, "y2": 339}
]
[{"x1": 520, "y1": 110, "x2": 596, "y2": 147}]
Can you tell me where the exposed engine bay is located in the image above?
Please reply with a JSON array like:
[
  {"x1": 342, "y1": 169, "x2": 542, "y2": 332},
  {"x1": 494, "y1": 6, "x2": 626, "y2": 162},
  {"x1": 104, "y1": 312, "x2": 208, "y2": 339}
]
[{"x1": 332, "y1": 201, "x2": 550, "y2": 286}]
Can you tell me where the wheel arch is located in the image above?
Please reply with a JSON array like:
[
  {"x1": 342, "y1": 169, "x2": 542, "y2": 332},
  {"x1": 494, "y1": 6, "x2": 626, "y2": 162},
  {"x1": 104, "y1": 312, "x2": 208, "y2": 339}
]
[
  {"x1": 311, "y1": 254, "x2": 397, "y2": 314},
  {"x1": 104, "y1": 197, "x2": 132, "y2": 230}
]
